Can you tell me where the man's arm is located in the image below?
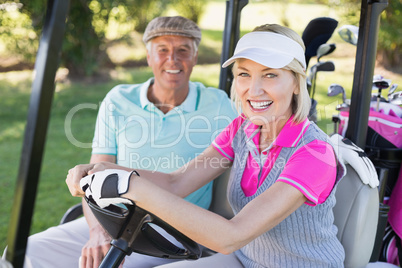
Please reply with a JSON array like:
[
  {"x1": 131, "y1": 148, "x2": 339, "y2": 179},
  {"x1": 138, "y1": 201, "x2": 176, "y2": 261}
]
[{"x1": 80, "y1": 154, "x2": 117, "y2": 268}]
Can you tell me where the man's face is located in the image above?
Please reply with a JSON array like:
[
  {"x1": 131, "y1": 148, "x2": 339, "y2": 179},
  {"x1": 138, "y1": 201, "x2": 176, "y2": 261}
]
[{"x1": 147, "y1": 35, "x2": 198, "y2": 93}]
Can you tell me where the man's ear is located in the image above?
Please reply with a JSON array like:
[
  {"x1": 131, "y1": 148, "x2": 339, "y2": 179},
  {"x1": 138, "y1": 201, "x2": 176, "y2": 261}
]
[
  {"x1": 194, "y1": 51, "x2": 199, "y2": 65},
  {"x1": 146, "y1": 51, "x2": 151, "y2": 67}
]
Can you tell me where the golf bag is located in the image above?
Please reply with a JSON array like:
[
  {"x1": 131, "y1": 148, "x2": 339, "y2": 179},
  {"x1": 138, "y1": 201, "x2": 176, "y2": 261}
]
[{"x1": 337, "y1": 101, "x2": 402, "y2": 265}]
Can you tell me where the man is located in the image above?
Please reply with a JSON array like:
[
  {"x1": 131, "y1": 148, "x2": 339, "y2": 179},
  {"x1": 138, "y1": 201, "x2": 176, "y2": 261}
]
[{"x1": 23, "y1": 16, "x2": 236, "y2": 268}]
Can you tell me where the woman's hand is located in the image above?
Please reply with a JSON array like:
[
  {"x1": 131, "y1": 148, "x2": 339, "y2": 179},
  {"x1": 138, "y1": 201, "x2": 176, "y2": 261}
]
[
  {"x1": 66, "y1": 164, "x2": 94, "y2": 197},
  {"x1": 80, "y1": 169, "x2": 136, "y2": 208},
  {"x1": 66, "y1": 162, "x2": 116, "y2": 197}
]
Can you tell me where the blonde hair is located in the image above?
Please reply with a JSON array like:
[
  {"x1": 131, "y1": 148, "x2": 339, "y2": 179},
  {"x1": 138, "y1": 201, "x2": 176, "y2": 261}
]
[{"x1": 230, "y1": 24, "x2": 310, "y2": 124}]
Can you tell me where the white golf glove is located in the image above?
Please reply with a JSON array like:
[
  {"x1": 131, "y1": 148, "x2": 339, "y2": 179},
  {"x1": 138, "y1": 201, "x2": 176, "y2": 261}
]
[
  {"x1": 330, "y1": 134, "x2": 379, "y2": 188},
  {"x1": 80, "y1": 169, "x2": 139, "y2": 208}
]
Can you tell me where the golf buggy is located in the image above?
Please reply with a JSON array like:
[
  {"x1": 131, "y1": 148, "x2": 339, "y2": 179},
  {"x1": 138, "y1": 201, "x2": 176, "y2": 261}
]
[{"x1": 3, "y1": 0, "x2": 398, "y2": 267}]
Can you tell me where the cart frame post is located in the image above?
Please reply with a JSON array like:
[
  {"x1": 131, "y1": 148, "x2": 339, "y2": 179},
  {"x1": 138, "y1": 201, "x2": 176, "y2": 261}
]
[
  {"x1": 345, "y1": 0, "x2": 388, "y2": 146},
  {"x1": 5, "y1": 1, "x2": 70, "y2": 267},
  {"x1": 219, "y1": 0, "x2": 248, "y2": 96}
]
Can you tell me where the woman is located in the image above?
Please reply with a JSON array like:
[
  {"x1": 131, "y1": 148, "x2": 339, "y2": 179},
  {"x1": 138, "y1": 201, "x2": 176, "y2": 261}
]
[{"x1": 67, "y1": 24, "x2": 345, "y2": 267}]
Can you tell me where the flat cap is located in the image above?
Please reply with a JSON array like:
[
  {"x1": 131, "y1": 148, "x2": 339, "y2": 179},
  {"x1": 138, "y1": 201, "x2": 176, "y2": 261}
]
[{"x1": 143, "y1": 16, "x2": 202, "y2": 47}]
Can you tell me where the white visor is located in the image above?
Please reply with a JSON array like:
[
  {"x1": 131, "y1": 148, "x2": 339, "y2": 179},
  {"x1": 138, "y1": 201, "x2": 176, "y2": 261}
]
[{"x1": 222, "y1": 32, "x2": 306, "y2": 70}]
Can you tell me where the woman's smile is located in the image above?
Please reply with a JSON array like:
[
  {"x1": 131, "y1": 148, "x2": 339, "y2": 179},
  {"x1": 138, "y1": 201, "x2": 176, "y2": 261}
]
[{"x1": 248, "y1": 100, "x2": 273, "y2": 112}]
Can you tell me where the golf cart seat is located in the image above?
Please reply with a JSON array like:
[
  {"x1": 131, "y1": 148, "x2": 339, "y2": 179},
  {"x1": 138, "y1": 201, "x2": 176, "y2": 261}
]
[
  {"x1": 59, "y1": 203, "x2": 83, "y2": 225},
  {"x1": 207, "y1": 169, "x2": 234, "y2": 219},
  {"x1": 333, "y1": 163, "x2": 379, "y2": 268}
]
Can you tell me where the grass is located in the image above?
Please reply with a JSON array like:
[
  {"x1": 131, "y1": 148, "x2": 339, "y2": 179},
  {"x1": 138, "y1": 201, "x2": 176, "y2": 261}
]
[{"x1": 1, "y1": 0, "x2": 402, "y2": 253}]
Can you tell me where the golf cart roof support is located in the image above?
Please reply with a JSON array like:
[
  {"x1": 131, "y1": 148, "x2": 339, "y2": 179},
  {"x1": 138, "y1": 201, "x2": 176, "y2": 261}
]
[
  {"x1": 345, "y1": 0, "x2": 388, "y2": 147},
  {"x1": 219, "y1": 0, "x2": 249, "y2": 96},
  {"x1": 5, "y1": 0, "x2": 70, "y2": 267}
]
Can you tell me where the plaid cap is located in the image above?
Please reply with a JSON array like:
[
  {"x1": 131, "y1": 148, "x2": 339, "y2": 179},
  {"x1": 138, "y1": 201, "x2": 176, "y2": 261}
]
[{"x1": 143, "y1": 16, "x2": 202, "y2": 47}]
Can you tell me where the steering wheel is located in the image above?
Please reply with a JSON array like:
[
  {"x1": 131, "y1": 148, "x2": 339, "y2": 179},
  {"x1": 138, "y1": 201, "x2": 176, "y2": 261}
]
[{"x1": 85, "y1": 197, "x2": 201, "y2": 268}]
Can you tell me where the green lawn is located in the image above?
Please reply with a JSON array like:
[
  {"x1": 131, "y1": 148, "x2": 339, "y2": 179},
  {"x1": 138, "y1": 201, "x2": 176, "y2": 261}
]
[{"x1": 1, "y1": 0, "x2": 402, "y2": 253}]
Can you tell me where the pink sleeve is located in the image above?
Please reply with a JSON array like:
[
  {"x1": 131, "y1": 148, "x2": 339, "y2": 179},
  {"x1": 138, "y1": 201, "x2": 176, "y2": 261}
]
[
  {"x1": 212, "y1": 116, "x2": 244, "y2": 161},
  {"x1": 278, "y1": 140, "x2": 337, "y2": 206}
]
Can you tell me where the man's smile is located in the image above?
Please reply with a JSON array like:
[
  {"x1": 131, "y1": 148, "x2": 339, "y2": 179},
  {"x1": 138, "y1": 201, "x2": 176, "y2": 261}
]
[{"x1": 165, "y1": 69, "x2": 181, "y2": 74}]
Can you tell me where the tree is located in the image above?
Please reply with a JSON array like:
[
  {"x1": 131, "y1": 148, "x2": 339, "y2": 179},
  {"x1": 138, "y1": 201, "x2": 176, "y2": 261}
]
[
  {"x1": 337, "y1": 0, "x2": 402, "y2": 72},
  {"x1": 0, "y1": 0, "x2": 166, "y2": 76},
  {"x1": 61, "y1": 0, "x2": 109, "y2": 76},
  {"x1": 172, "y1": 0, "x2": 206, "y2": 24},
  {"x1": 1, "y1": 0, "x2": 112, "y2": 76},
  {"x1": 377, "y1": 0, "x2": 402, "y2": 71},
  {"x1": 0, "y1": 3, "x2": 38, "y2": 65},
  {"x1": 123, "y1": 0, "x2": 169, "y2": 32},
  {"x1": 0, "y1": 0, "x2": 206, "y2": 77}
]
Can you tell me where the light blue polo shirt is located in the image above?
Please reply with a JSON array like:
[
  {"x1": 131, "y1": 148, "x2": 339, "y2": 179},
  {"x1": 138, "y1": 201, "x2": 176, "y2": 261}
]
[{"x1": 92, "y1": 78, "x2": 237, "y2": 209}]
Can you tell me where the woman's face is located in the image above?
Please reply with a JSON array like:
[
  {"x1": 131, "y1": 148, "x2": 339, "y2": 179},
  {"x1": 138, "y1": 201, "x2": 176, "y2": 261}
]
[{"x1": 234, "y1": 58, "x2": 299, "y2": 127}]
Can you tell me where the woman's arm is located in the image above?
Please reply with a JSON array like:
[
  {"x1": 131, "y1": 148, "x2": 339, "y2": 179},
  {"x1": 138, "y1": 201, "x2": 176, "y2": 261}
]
[
  {"x1": 68, "y1": 145, "x2": 231, "y2": 199},
  {"x1": 67, "y1": 147, "x2": 306, "y2": 255},
  {"x1": 124, "y1": 176, "x2": 307, "y2": 255}
]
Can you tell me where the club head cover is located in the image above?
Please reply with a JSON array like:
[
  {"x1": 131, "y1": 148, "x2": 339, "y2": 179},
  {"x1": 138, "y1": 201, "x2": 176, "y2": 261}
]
[{"x1": 330, "y1": 134, "x2": 379, "y2": 188}]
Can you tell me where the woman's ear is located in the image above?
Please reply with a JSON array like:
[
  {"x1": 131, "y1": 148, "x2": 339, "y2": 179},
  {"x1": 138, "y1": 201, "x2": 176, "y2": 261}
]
[
  {"x1": 293, "y1": 84, "x2": 300, "y2": 95},
  {"x1": 291, "y1": 72, "x2": 300, "y2": 95}
]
